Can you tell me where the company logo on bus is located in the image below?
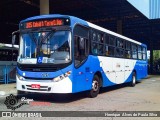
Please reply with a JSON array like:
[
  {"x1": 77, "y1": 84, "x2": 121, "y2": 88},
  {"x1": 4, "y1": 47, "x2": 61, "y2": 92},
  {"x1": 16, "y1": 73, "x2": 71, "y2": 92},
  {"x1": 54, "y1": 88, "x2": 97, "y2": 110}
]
[{"x1": 42, "y1": 73, "x2": 49, "y2": 78}]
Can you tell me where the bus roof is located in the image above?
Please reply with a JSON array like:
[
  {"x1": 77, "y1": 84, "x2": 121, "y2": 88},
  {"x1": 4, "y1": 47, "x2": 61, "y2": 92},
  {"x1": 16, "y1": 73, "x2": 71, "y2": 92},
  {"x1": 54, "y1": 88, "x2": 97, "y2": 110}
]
[{"x1": 20, "y1": 14, "x2": 146, "y2": 47}]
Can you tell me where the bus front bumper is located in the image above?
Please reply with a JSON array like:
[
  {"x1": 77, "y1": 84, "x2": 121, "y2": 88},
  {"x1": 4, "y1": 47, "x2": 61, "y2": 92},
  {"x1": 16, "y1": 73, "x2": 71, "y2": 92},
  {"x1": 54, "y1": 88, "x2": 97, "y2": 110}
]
[{"x1": 16, "y1": 76, "x2": 72, "y2": 93}]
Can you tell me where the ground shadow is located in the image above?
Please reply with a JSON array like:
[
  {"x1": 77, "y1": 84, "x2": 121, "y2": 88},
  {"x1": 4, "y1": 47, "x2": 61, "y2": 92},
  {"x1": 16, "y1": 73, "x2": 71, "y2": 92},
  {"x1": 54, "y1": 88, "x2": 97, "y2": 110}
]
[
  {"x1": 16, "y1": 91, "x2": 88, "y2": 103},
  {"x1": 16, "y1": 82, "x2": 141, "y2": 104},
  {"x1": 100, "y1": 81, "x2": 141, "y2": 95}
]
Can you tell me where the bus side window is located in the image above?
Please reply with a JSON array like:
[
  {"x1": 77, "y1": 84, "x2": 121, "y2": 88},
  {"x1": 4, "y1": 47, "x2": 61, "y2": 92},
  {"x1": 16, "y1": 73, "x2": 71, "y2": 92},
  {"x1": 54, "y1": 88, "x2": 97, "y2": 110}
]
[
  {"x1": 115, "y1": 48, "x2": 124, "y2": 57},
  {"x1": 92, "y1": 42, "x2": 98, "y2": 55},
  {"x1": 92, "y1": 32, "x2": 96, "y2": 41},
  {"x1": 132, "y1": 44, "x2": 137, "y2": 59},
  {"x1": 73, "y1": 25, "x2": 89, "y2": 67},
  {"x1": 142, "y1": 47, "x2": 146, "y2": 60},
  {"x1": 105, "y1": 34, "x2": 109, "y2": 44},
  {"x1": 116, "y1": 38, "x2": 123, "y2": 48},
  {"x1": 105, "y1": 46, "x2": 115, "y2": 56},
  {"x1": 109, "y1": 36, "x2": 115, "y2": 46},
  {"x1": 105, "y1": 37, "x2": 115, "y2": 57},
  {"x1": 138, "y1": 46, "x2": 142, "y2": 60},
  {"x1": 125, "y1": 50, "x2": 131, "y2": 58},
  {"x1": 109, "y1": 46, "x2": 115, "y2": 56},
  {"x1": 125, "y1": 42, "x2": 131, "y2": 59},
  {"x1": 105, "y1": 45, "x2": 109, "y2": 56},
  {"x1": 98, "y1": 33, "x2": 104, "y2": 43},
  {"x1": 98, "y1": 44, "x2": 104, "y2": 55}
]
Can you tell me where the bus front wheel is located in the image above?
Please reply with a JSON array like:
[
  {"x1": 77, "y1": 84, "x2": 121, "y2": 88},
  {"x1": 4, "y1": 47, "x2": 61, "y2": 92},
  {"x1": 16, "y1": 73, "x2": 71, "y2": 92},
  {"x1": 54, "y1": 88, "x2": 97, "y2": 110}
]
[{"x1": 88, "y1": 75, "x2": 100, "y2": 98}]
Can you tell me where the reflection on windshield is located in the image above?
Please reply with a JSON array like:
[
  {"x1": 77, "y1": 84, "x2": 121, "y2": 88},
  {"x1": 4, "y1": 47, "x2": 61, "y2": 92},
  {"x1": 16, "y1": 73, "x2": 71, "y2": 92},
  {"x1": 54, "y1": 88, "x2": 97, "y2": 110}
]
[{"x1": 19, "y1": 31, "x2": 71, "y2": 64}]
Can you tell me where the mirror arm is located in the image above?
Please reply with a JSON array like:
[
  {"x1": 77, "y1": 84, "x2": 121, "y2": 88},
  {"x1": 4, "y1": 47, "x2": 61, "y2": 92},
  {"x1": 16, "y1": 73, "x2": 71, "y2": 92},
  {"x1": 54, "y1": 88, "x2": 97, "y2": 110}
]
[{"x1": 12, "y1": 30, "x2": 20, "y2": 35}]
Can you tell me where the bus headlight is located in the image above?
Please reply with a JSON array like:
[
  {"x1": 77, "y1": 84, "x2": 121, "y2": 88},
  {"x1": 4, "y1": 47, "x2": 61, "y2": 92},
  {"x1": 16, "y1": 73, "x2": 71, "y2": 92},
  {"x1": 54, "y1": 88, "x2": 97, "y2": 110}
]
[
  {"x1": 53, "y1": 71, "x2": 71, "y2": 82},
  {"x1": 17, "y1": 74, "x2": 25, "y2": 81}
]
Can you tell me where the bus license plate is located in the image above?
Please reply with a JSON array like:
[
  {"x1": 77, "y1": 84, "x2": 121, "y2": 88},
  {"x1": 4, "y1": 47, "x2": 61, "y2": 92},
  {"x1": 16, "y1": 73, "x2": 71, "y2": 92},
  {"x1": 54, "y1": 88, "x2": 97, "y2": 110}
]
[{"x1": 31, "y1": 84, "x2": 40, "y2": 89}]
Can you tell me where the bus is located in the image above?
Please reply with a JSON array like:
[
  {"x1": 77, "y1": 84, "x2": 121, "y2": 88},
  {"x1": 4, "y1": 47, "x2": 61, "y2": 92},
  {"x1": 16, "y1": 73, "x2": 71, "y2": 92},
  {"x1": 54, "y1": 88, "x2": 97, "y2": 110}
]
[
  {"x1": 0, "y1": 43, "x2": 18, "y2": 81},
  {"x1": 13, "y1": 14, "x2": 147, "y2": 98}
]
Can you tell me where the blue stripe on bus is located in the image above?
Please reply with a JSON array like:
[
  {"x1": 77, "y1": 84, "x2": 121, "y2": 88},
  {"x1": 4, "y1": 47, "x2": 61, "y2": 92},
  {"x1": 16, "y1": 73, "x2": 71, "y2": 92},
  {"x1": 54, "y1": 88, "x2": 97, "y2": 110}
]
[{"x1": 17, "y1": 63, "x2": 74, "y2": 79}]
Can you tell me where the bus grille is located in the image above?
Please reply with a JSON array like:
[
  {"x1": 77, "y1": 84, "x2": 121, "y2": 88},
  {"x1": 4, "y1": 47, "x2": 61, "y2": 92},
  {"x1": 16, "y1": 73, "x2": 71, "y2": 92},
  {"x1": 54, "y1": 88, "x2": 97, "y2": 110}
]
[
  {"x1": 17, "y1": 63, "x2": 71, "y2": 72},
  {"x1": 24, "y1": 77, "x2": 52, "y2": 80},
  {"x1": 18, "y1": 65, "x2": 59, "y2": 72}
]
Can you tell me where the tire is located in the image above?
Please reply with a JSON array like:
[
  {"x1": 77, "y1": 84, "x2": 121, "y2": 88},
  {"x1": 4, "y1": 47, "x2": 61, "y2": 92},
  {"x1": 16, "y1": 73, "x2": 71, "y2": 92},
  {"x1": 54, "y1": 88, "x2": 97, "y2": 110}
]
[
  {"x1": 88, "y1": 75, "x2": 100, "y2": 98},
  {"x1": 130, "y1": 72, "x2": 136, "y2": 87}
]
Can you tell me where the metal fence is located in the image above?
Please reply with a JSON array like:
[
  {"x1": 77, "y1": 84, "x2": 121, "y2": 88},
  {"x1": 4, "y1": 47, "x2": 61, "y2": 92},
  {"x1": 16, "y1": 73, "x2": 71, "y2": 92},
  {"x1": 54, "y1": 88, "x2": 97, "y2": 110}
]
[{"x1": 0, "y1": 65, "x2": 16, "y2": 84}]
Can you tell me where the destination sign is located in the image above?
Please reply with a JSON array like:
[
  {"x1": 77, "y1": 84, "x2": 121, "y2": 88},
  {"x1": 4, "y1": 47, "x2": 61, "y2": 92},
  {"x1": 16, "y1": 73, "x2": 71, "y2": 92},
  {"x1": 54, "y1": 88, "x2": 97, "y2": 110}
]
[{"x1": 20, "y1": 18, "x2": 70, "y2": 29}]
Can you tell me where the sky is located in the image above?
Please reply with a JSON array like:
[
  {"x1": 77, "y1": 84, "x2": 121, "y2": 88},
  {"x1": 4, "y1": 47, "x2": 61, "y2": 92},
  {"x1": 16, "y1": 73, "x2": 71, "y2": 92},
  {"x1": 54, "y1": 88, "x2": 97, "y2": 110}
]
[{"x1": 127, "y1": 0, "x2": 150, "y2": 18}]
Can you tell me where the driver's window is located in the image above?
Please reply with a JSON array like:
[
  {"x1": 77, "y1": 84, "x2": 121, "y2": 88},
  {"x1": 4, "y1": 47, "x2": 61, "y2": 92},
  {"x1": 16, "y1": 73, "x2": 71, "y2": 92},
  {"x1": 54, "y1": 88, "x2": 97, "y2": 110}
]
[
  {"x1": 74, "y1": 36, "x2": 88, "y2": 67},
  {"x1": 73, "y1": 25, "x2": 89, "y2": 67}
]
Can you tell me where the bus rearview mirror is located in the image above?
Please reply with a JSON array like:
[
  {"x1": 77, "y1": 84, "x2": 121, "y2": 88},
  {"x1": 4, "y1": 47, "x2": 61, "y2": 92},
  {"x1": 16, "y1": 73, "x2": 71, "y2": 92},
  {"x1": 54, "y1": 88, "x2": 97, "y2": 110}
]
[
  {"x1": 12, "y1": 35, "x2": 16, "y2": 45},
  {"x1": 12, "y1": 30, "x2": 19, "y2": 46}
]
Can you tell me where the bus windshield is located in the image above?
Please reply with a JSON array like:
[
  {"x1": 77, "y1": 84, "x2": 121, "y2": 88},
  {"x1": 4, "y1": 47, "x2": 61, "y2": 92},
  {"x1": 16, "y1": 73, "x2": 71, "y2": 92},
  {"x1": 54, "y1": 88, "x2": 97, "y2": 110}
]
[{"x1": 19, "y1": 31, "x2": 71, "y2": 64}]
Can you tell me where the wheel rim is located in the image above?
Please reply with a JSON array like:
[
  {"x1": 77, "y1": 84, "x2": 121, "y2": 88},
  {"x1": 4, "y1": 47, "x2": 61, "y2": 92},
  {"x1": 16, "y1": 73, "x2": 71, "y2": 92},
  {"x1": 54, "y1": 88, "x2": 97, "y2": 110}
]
[
  {"x1": 92, "y1": 80, "x2": 99, "y2": 92},
  {"x1": 133, "y1": 75, "x2": 136, "y2": 84}
]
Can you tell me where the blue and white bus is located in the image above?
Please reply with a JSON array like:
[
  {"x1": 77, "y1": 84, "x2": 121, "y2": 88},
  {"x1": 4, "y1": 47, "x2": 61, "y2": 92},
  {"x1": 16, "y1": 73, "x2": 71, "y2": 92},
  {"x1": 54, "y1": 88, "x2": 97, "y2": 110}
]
[
  {"x1": 13, "y1": 14, "x2": 147, "y2": 97},
  {"x1": 0, "y1": 43, "x2": 18, "y2": 82}
]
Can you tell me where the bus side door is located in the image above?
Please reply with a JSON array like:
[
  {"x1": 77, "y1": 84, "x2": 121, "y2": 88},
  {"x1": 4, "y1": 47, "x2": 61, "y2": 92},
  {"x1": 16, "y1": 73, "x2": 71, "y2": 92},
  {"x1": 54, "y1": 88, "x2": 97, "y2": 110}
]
[
  {"x1": 73, "y1": 25, "x2": 90, "y2": 92},
  {"x1": 74, "y1": 36, "x2": 90, "y2": 92}
]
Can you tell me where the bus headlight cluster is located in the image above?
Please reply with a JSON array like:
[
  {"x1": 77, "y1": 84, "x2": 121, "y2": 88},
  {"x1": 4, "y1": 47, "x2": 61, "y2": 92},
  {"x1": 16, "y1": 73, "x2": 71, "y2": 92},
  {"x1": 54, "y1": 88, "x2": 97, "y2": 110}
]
[
  {"x1": 53, "y1": 71, "x2": 71, "y2": 82},
  {"x1": 17, "y1": 74, "x2": 25, "y2": 81}
]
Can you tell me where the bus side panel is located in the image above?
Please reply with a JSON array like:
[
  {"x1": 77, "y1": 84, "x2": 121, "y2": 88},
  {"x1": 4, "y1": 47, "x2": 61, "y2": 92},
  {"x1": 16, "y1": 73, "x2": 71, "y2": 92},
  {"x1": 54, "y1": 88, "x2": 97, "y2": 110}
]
[
  {"x1": 98, "y1": 57, "x2": 118, "y2": 87},
  {"x1": 134, "y1": 60, "x2": 148, "y2": 81},
  {"x1": 124, "y1": 60, "x2": 147, "y2": 83},
  {"x1": 93, "y1": 56, "x2": 116, "y2": 87},
  {"x1": 72, "y1": 56, "x2": 147, "y2": 93},
  {"x1": 98, "y1": 56, "x2": 137, "y2": 86},
  {"x1": 72, "y1": 55, "x2": 116, "y2": 93}
]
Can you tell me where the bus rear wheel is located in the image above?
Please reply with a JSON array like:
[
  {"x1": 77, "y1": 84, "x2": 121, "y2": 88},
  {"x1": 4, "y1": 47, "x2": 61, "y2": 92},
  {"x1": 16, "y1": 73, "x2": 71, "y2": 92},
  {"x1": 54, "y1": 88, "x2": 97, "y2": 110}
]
[
  {"x1": 130, "y1": 72, "x2": 136, "y2": 87},
  {"x1": 88, "y1": 75, "x2": 100, "y2": 98}
]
